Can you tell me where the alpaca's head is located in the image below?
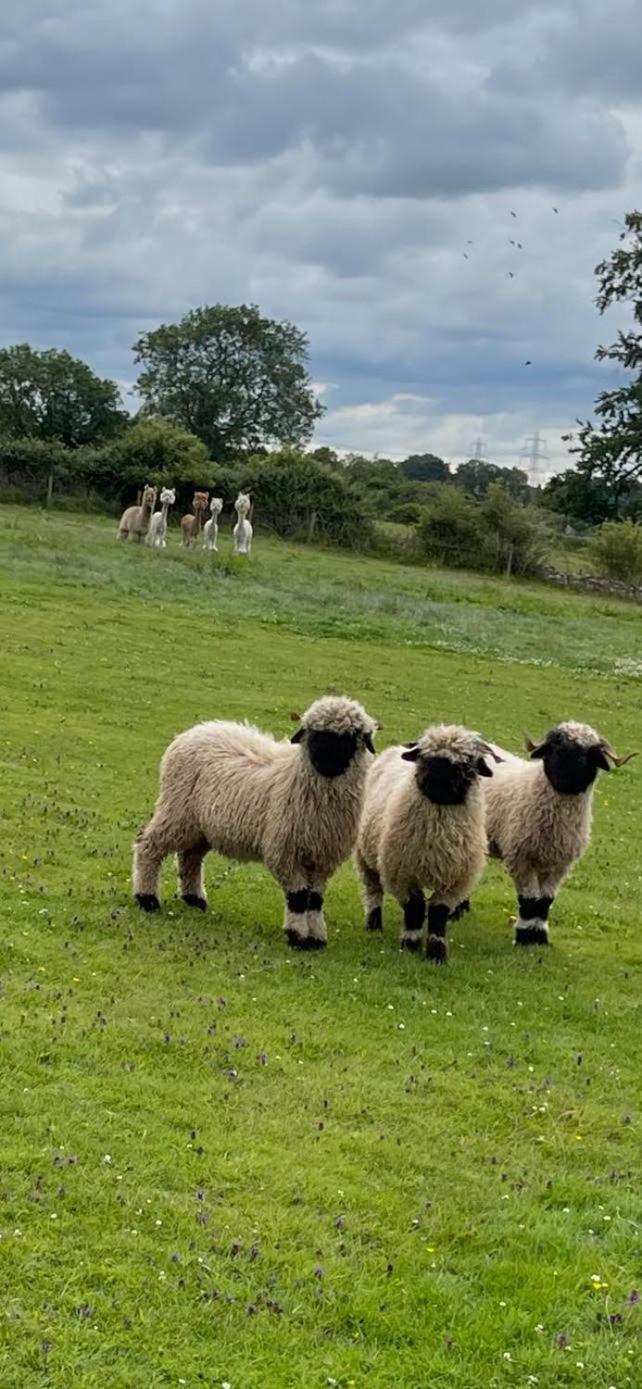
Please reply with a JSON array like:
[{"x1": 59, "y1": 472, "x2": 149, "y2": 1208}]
[
  {"x1": 290, "y1": 696, "x2": 378, "y2": 779},
  {"x1": 160, "y1": 487, "x2": 176, "y2": 505},
  {"x1": 235, "y1": 492, "x2": 251, "y2": 516},
  {"x1": 142, "y1": 484, "x2": 157, "y2": 508},
  {"x1": 192, "y1": 491, "x2": 209, "y2": 514},
  {"x1": 210, "y1": 497, "x2": 224, "y2": 517},
  {"x1": 525, "y1": 722, "x2": 635, "y2": 795},
  {"x1": 401, "y1": 725, "x2": 501, "y2": 805}
]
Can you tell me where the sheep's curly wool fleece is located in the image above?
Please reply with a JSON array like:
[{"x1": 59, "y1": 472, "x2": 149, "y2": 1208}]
[{"x1": 301, "y1": 696, "x2": 376, "y2": 737}]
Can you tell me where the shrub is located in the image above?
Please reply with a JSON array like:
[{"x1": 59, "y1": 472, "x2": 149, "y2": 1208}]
[
  {"x1": 589, "y1": 519, "x2": 642, "y2": 582},
  {"x1": 480, "y1": 484, "x2": 550, "y2": 576},
  {"x1": 208, "y1": 451, "x2": 373, "y2": 548},
  {"x1": 416, "y1": 488, "x2": 483, "y2": 568}
]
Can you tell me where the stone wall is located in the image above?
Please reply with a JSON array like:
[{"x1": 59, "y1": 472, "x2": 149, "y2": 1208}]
[{"x1": 538, "y1": 565, "x2": 642, "y2": 602}]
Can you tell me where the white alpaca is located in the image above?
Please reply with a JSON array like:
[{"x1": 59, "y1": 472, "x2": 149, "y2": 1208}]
[
  {"x1": 203, "y1": 497, "x2": 224, "y2": 552},
  {"x1": 147, "y1": 488, "x2": 176, "y2": 549},
  {"x1": 233, "y1": 492, "x2": 253, "y2": 555}
]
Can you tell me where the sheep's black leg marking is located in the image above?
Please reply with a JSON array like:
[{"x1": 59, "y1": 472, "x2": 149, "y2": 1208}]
[
  {"x1": 136, "y1": 892, "x2": 160, "y2": 913},
  {"x1": 450, "y1": 899, "x2": 470, "y2": 922},
  {"x1": 306, "y1": 891, "x2": 327, "y2": 950},
  {"x1": 426, "y1": 903, "x2": 449, "y2": 963},
  {"x1": 366, "y1": 905, "x2": 383, "y2": 931},
  {"x1": 515, "y1": 895, "x2": 553, "y2": 946},
  {"x1": 182, "y1": 894, "x2": 207, "y2": 911},
  {"x1": 400, "y1": 891, "x2": 425, "y2": 952},
  {"x1": 285, "y1": 889, "x2": 309, "y2": 950}
]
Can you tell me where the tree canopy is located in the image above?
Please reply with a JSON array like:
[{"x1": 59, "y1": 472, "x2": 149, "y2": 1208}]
[
  {"x1": 133, "y1": 304, "x2": 323, "y2": 458},
  {"x1": 566, "y1": 210, "x2": 642, "y2": 510},
  {"x1": 0, "y1": 344, "x2": 127, "y2": 448},
  {"x1": 399, "y1": 453, "x2": 450, "y2": 483}
]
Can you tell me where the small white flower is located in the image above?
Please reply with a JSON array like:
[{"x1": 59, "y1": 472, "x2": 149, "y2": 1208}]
[
  {"x1": 503, "y1": 1350, "x2": 512, "y2": 1360},
  {"x1": 499, "y1": 1300, "x2": 507, "y2": 1307},
  {"x1": 398, "y1": 1023, "x2": 405, "y2": 1030},
  {"x1": 222, "y1": 1382, "x2": 232, "y2": 1389},
  {"x1": 155, "y1": 1219, "x2": 162, "y2": 1226},
  {"x1": 576, "y1": 1363, "x2": 585, "y2": 1370},
  {"x1": 528, "y1": 1378, "x2": 539, "y2": 1385},
  {"x1": 102, "y1": 1154, "x2": 112, "y2": 1164},
  {"x1": 50, "y1": 1213, "x2": 57, "y2": 1220},
  {"x1": 534, "y1": 1323, "x2": 544, "y2": 1332}
]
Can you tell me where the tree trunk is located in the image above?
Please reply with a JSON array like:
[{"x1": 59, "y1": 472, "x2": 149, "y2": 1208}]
[
  {"x1": 505, "y1": 543, "x2": 514, "y2": 578},
  {"x1": 46, "y1": 472, "x2": 54, "y2": 508},
  {"x1": 307, "y1": 510, "x2": 317, "y2": 541}
]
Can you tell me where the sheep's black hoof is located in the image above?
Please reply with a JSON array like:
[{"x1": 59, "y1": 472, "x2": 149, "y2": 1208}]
[
  {"x1": 450, "y1": 899, "x2": 470, "y2": 922},
  {"x1": 306, "y1": 938, "x2": 327, "y2": 951},
  {"x1": 400, "y1": 932, "x2": 422, "y2": 953},
  {"x1": 426, "y1": 936, "x2": 447, "y2": 964},
  {"x1": 515, "y1": 924, "x2": 549, "y2": 946},
  {"x1": 136, "y1": 893, "x2": 160, "y2": 913},
  {"x1": 366, "y1": 907, "x2": 383, "y2": 931},
  {"x1": 285, "y1": 929, "x2": 308, "y2": 950},
  {"x1": 181, "y1": 894, "x2": 207, "y2": 911}
]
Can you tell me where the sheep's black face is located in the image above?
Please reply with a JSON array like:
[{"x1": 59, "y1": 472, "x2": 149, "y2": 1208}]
[
  {"x1": 417, "y1": 754, "x2": 475, "y2": 805},
  {"x1": 306, "y1": 730, "x2": 359, "y2": 779},
  {"x1": 534, "y1": 731, "x2": 605, "y2": 795}
]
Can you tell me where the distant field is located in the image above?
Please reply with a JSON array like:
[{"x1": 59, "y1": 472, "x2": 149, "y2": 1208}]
[{"x1": 0, "y1": 505, "x2": 640, "y2": 1389}]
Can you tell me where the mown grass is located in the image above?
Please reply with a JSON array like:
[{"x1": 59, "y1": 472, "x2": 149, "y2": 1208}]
[{"x1": 0, "y1": 506, "x2": 640, "y2": 1389}]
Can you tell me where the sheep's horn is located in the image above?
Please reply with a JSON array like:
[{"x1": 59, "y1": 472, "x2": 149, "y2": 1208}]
[
  {"x1": 602, "y1": 743, "x2": 637, "y2": 768},
  {"x1": 524, "y1": 734, "x2": 538, "y2": 753},
  {"x1": 476, "y1": 739, "x2": 504, "y2": 763}
]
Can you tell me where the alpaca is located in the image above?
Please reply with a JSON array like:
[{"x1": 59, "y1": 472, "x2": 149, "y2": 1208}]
[
  {"x1": 233, "y1": 492, "x2": 253, "y2": 555},
  {"x1": 181, "y1": 492, "x2": 209, "y2": 547},
  {"x1": 203, "y1": 497, "x2": 224, "y2": 552},
  {"x1": 118, "y1": 484, "x2": 157, "y2": 543},
  {"x1": 147, "y1": 487, "x2": 176, "y2": 549}
]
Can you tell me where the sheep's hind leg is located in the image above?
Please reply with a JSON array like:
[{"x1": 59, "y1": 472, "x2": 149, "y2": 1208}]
[
  {"x1": 401, "y1": 889, "x2": 425, "y2": 953},
  {"x1": 356, "y1": 851, "x2": 384, "y2": 932},
  {"x1": 133, "y1": 821, "x2": 171, "y2": 912},
  {"x1": 450, "y1": 899, "x2": 470, "y2": 922},
  {"x1": 178, "y1": 839, "x2": 209, "y2": 910}
]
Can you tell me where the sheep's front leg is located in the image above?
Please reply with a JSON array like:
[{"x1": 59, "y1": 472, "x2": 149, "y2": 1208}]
[
  {"x1": 426, "y1": 898, "x2": 449, "y2": 963},
  {"x1": 283, "y1": 887, "x2": 310, "y2": 950},
  {"x1": 513, "y1": 869, "x2": 556, "y2": 946},
  {"x1": 401, "y1": 889, "x2": 425, "y2": 953},
  {"x1": 306, "y1": 885, "x2": 328, "y2": 951},
  {"x1": 133, "y1": 820, "x2": 171, "y2": 912},
  {"x1": 178, "y1": 839, "x2": 209, "y2": 910}
]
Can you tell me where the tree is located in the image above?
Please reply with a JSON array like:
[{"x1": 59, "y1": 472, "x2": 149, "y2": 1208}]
[
  {"x1": 480, "y1": 483, "x2": 549, "y2": 576},
  {"x1": 416, "y1": 487, "x2": 482, "y2": 568},
  {"x1": 590, "y1": 519, "x2": 642, "y2": 582},
  {"x1": 133, "y1": 304, "x2": 323, "y2": 458},
  {"x1": 454, "y1": 458, "x2": 530, "y2": 501},
  {"x1": 566, "y1": 210, "x2": 642, "y2": 510},
  {"x1": 543, "y1": 468, "x2": 623, "y2": 525},
  {"x1": 400, "y1": 453, "x2": 450, "y2": 483},
  {"x1": 107, "y1": 419, "x2": 210, "y2": 488},
  {"x1": 0, "y1": 345, "x2": 126, "y2": 450}
]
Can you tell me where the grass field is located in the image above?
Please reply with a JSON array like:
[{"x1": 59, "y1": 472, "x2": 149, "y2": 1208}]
[{"x1": 1, "y1": 506, "x2": 640, "y2": 1389}]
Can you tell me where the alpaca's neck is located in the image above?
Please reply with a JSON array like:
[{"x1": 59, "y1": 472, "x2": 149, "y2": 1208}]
[
  {"x1": 141, "y1": 495, "x2": 153, "y2": 521},
  {"x1": 160, "y1": 501, "x2": 169, "y2": 523}
]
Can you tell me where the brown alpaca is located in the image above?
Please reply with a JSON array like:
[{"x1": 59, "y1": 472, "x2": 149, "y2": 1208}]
[
  {"x1": 118, "y1": 484, "x2": 157, "y2": 542},
  {"x1": 181, "y1": 491, "x2": 209, "y2": 546}
]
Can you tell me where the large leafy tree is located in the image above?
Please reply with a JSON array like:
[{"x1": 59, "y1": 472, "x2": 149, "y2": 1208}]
[
  {"x1": 133, "y1": 304, "x2": 323, "y2": 458},
  {"x1": 400, "y1": 452, "x2": 450, "y2": 483},
  {"x1": 0, "y1": 344, "x2": 126, "y2": 447},
  {"x1": 566, "y1": 210, "x2": 642, "y2": 511}
]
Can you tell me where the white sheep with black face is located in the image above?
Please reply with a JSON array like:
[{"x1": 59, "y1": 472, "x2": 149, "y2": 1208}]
[
  {"x1": 133, "y1": 695, "x2": 378, "y2": 950},
  {"x1": 356, "y1": 724, "x2": 499, "y2": 962},
  {"x1": 203, "y1": 497, "x2": 224, "y2": 552},
  {"x1": 483, "y1": 721, "x2": 635, "y2": 947}
]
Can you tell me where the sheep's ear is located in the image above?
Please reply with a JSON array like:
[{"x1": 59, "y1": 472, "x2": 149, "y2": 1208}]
[
  {"x1": 401, "y1": 744, "x2": 420, "y2": 762},
  {"x1": 525, "y1": 734, "x2": 546, "y2": 759},
  {"x1": 290, "y1": 710, "x2": 302, "y2": 722},
  {"x1": 290, "y1": 727, "x2": 306, "y2": 744},
  {"x1": 476, "y1": 756, "x2": 494, "y2": 777},
  {"x1": 364, "y1": 733, "x2": 376, "y2": 754},
  {"x1": 476, "y1": 739, "x2": 503, "y2": 764}
]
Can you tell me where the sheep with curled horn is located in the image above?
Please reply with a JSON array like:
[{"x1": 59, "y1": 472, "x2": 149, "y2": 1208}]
[
  {"x1": 482, "y1": 721, "x2": 636, "y2": 947},
  {"x1": 356, "y1": 724, "x2": 501, "y2": 962},
  {"x1": 133, "y1": 695, "x2": 378, "y2": 950}
]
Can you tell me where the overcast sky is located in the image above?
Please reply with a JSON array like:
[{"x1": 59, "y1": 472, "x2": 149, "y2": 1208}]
[{"x1": 1, "y1": 1, "x2": 640, "y2": 474}]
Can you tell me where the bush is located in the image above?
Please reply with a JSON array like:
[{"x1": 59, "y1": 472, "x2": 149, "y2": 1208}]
[
  {"x1": 480, "y1": 484, "x2": 550, "y2": 576},
  {"x1": 416, "y1": 488, "x2": 483, "y2": 568},
  {"x1": 208, "y1": 450, "x2": 373, "y2": 548},
  {"x1": 589, "y1": 519, "x2": 642, "y2": 582}
]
